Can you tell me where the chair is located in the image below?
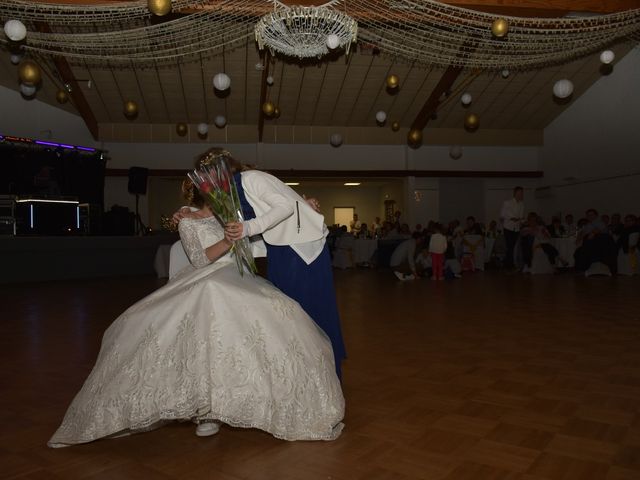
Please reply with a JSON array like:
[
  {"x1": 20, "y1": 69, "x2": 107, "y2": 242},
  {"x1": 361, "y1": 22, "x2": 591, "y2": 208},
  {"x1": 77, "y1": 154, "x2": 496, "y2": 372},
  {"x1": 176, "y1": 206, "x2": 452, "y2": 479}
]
[
  {"x1": 332, "y1": 235, "x2": 355, "y2": 269},
  {"x1": 462, "y1": 235, "x2": 485, "y2": 272},
  {"x1": 168, "y1": 240, "x2": 191, "y2": 279},
  {"x1": 617, "y1": 232, "x2": 639, "y2": 276}
]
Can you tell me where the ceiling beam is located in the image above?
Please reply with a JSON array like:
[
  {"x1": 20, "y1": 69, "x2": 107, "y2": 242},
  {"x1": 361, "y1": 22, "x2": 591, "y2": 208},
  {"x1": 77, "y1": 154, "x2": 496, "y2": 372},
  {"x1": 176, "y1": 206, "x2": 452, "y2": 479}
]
[
  {"x1": 34, "y1": 0, "x2": 640, "y2": 15},
  {"x1": 410, "y1": 66, "x2": 463, "y2": 133},
  {"x1": 35, "y1": 22, "x2": 99, "y2": 141}
]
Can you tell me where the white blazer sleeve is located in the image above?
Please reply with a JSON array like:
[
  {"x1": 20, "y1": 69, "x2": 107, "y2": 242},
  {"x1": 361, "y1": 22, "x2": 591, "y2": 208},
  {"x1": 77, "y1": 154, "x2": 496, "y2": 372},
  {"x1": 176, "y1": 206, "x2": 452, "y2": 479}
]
[{"x1": 241, "y1": 173, "x2": 295, "y2": 238}]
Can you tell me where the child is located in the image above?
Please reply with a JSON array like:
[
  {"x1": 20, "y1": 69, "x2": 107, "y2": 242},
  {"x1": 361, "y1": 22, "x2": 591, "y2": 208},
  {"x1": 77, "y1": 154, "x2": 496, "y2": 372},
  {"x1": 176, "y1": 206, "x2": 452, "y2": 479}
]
[{"x1": 428, "y1": 223, "x2": 447, "y2": 280}]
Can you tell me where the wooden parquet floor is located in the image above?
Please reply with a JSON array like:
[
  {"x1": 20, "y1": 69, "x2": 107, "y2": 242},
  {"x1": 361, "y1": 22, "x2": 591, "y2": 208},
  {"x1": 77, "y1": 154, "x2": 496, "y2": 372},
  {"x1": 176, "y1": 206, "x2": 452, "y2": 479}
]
[{"x1": 0, "y1": 271, "x2": 639, "y2": 480}]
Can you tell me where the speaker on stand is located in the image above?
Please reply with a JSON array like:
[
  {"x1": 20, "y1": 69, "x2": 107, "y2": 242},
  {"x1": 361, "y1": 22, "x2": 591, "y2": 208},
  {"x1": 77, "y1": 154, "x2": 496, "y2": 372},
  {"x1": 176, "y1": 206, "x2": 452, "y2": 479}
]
[{"x1": 128, "y1": 167, "x2": 149, "y2": 236}]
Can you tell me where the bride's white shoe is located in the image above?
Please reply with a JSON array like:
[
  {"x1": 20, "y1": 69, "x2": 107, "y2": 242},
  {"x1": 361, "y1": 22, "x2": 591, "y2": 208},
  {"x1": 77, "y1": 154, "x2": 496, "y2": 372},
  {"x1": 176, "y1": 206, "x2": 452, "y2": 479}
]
[{"x1": 196, "y1": 421, "x2": 220, "y2": 437}]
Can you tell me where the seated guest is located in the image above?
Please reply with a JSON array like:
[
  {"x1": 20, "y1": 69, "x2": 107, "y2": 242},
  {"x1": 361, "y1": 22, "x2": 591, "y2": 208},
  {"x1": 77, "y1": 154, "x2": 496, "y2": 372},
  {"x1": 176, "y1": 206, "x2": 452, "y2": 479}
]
[
  {"x1": 371, "y1": 216, "x2": 382, "y2": 237},
  {"x1": 485, "y1": 220, "x2": 500, "y2": 238},
  {"x1": 563, "y1": 214, "x2": 577, "y2": 236},
  {"x1": 574, "y1": 209, "x2": 617, "y2": 273},
  {"x1": 357, "y1": 223, "x2": 371, "y2": 239},
  {"x1": 391, "y1": 232, "x2": 427, "y2": 280},
  {"x1": 617, "y1": 214, "x2": 639, "y2": 254},
  {"x1": 548, "y1": 216, "x2": 565, "y2": 238},
  {"x1": 610, "y1": 213, "x2": 623, "y2": 237},
  {"x1": 464, "y1": 216, "x2": 483, "y2": 235},
  {"x1": 399, "y1": 223, "x2": 412, "y2": 237}
]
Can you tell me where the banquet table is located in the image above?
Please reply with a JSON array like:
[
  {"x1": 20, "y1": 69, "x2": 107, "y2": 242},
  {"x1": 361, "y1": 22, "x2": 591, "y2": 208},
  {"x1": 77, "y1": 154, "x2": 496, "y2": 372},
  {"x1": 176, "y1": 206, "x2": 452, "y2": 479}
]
[{"x1": 352, "y1": 238, "x2": 378, "y2": 264}]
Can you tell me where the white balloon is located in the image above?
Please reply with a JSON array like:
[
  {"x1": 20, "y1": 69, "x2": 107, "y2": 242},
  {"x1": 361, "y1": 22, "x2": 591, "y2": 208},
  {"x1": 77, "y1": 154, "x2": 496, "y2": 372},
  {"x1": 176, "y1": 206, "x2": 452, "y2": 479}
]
[
  {"x1": 553, "y1": 79, "x2": 574, "y2": 99},
  {"x1": 501, "y1": 69, "x2": 510, "y2": 78},
  {"x1": 375, "y1": 111, "x2": 387, "y2": 124},
  {"x1": 197, "y1": 123, "x2": 208, "y2": 135},
  {"x1": 214, "y1": 115, "x2": 227, "y2": 128},
  {"x1": 461, "y1": 93, "x2": 472, "y2": 105},
  {"x1": 4, "y1": 20, "x2": 27, "y2": 42},
  {"x1": 212, "y1": 73, "x2": 231, "y2": 91},
  {"x1": 10, "y1": 53, "x2": 22, "y2": 65},
  {"x1": 330, "y1": 133, "x2": 343, "y2": 147},
  {"x1": 599, "y1": 50, "x2": 615, "y2": 64},
  {"x1": 266, "y1": 75, "x2": 274, "y2": 86},
  {"x1": 20, "y1": 83, "x2": 36, "y2": 97},
  {"x1": 449, "y1": 145, "x2": 463, "y2": 160},
  {"x1": 326, "y1": 34, "x2": 340, "y2": 50}
]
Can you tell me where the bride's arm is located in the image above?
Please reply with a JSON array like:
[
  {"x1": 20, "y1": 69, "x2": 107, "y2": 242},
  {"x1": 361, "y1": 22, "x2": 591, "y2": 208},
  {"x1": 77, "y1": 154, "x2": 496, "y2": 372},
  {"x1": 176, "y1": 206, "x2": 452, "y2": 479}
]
[{"x1": 179, "y1": 220, "x2": 232, "y2": 268}]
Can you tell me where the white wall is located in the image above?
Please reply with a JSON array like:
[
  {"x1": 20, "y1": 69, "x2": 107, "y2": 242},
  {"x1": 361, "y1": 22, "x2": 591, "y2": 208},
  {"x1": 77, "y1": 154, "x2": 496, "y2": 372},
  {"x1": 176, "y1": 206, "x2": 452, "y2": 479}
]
[{"x1": 539, "y1": 47, "x2": 640, "y2": 218}]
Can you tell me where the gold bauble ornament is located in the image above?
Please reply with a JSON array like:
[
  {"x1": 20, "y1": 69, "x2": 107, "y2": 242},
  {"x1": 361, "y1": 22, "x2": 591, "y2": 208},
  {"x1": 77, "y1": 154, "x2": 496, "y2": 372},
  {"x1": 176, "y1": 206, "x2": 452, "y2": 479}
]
[
  {"x1": 123, "y1": 100, "x2": 138, "y2": 119},
  {"x1": 18, "y1": 60, "x2": 41, "y2": 85},
  {"x1": 176, "y1": 123, "x2": 188, "y2": 136},
  {"x1": 464, "y1": 113, "x2": 480, "y2": 131},
  {"x1": 148, "y1": 0, "x2": 172, "y2": 16},
  {"x1": 386, "y1": 74, "x2": 399, "y2": 89},
  {"x1": 407, "y1": 128, "x2": 422, "y2": 145},
  {"x1": 491, "y1": 18, "x2": 509, "y2": 38},
  {"x1": 56, "y1": 89, "x2": 69, "y2": 104},
  {"x1": 391, "y1": 121, "x2": 400, "y2": 132},
  {"x1": 262, "y1": 101, "x2": 275, "y2": 117},
  {"x1": 274, "y1": 107, "x2": 281, "y2": 118}
]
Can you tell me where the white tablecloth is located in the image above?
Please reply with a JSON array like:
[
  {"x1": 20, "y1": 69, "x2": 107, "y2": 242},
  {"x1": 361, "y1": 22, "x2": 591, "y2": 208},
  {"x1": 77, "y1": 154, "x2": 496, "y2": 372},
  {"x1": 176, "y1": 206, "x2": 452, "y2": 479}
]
[
  {"x1": 550, "y1": 237, "x2": 576, "y2": 267},
  {"x1": 352, "y1": 238, "x2": 378, "y2": 264}
]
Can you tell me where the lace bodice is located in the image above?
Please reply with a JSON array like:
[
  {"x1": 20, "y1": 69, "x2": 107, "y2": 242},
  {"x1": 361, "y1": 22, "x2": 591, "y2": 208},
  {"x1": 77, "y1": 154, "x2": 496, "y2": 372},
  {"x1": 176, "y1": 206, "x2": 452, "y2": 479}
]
[{"x1": 178, "y1": 216, "x2": 231, "y2": 269}]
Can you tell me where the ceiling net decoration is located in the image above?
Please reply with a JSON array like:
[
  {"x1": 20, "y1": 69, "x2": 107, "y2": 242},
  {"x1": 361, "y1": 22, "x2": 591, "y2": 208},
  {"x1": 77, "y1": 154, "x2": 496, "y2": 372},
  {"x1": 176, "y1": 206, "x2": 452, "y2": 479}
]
[{"x1": 0, "y1": 0, "x2": 639, "y2": 68}]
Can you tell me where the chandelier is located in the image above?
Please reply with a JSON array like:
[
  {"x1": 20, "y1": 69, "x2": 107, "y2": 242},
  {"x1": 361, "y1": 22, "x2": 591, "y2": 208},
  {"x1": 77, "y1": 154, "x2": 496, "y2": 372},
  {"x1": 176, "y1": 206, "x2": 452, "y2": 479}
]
[{"x1": 254, "y1": 2, "x2": 358, "y2": 59}]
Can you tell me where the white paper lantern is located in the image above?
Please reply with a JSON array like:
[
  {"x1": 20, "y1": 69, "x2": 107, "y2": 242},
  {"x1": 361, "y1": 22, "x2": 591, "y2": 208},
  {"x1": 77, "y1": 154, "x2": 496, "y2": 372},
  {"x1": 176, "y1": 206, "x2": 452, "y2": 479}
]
[
  {"x1": 461, "y1": 93, "x2": 472, "y2": 105},
  {"x1": 330, "y1": 133, "x2": 343, "y2": 147},
  {"x1": 4, "y1": 20, "x2": 27, "y2": 42},
  {"x1": 266, "y1": 75, "x2": 274, "y2": 86},
  {"x1": 449, "y1": 145, "x2": 463, "y2": 160},
  {"x1": 10, "y1": 53, "x2": 22, "y2": 65},
  {"x1": 375, "y1": 111, "x2": 387, "y2": 124},
  {"x1": 214, "y1": 115, "x2": 227, "y2": 128},
  {"x1": 599, "y1": 50, "x2": 615, "y2": 65},
  {"x1": 212, "y1": 73, "x2": 231, "y2": 91},
  {"x1": 326, "y1": 34, "x2": 340, "y2": 50},
  {"x1": 197, "y1": 123, "x2": 209, "y2": 135},
  {"x1": 20, "y1": 83, "x2": 36, "y2": 97},
  {"x1": 501, "y1": 69, "x2": 510, "y2": 78},
  {"x1": 552, "y1": 79, "x2": 574, "y2": 99}
]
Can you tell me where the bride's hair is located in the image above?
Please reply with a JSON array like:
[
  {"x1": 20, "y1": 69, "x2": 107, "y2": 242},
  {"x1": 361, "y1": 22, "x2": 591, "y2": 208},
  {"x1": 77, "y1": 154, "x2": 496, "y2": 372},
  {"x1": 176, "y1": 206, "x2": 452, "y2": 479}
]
[
  {"x1": 181, "y1": 179, "x2": 204, "y2": 208},
  {"x1": 195, "y1": 147, "x2": 254, "y2": 173}
]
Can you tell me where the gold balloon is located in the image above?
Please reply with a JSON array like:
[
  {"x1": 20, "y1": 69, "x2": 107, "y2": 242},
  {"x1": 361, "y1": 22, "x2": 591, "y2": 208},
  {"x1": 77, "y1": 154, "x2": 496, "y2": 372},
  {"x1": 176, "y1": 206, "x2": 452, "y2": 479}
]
[
  {"x1": 407, "y1": 128, "x2": 422, "y2": 145},
  {"x1": 464, "y1": 113, "x2": 480, "y2": 131},
  {"x1": 262, "y1": 101, "x2": 275, "y2": 117},
  {"x1": 391, "y1": 121, "x2": 400, "y2": 132},
  {"x1": 274, "y1": 107, "x2": 281, "y2": 118},
  {"x1": 18, "y1": 60, "x2": 41, "y2": 86},
  {"x1": 148, "y1": 0, "x2": 172, "y2": 16},
  {"x1": 386, "y1": 74, "x2": 399, "y2": 89},
  {"x1": 176, "y1": 123, "x2": 188, "y2": 136},
  {"x1": 491, "y1": 18, "x2": 509, "y2": 38},
  {"x1": 55, "y1": 89, "x2": 69, "y2": 104},
  {"x1": 123, "y1": 100, "x2": 138, "y2": 119}
]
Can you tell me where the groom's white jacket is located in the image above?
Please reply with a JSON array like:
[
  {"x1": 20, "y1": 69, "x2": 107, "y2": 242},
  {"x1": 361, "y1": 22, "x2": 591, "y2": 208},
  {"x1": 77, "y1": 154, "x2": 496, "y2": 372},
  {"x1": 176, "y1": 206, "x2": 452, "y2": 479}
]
[{"x1": 240, "y1": 170, "x2": 328, "y2": 265}]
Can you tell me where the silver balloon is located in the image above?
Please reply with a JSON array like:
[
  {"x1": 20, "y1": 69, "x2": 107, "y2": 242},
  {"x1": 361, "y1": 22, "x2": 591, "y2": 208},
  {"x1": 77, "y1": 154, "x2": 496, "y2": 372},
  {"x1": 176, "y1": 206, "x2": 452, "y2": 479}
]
[
  {"x1": 599, "y1": 50, "x2": 615, "y2": 64},
  {"x1": 326, "y1": 34, "x2": 340, "y2": 50},
  {"x1": 375, "y1": 111, "x2": 387, "y2": 124},
  {"x1": 4, "y1": 20, "x2": 27, "y2": 42},
  {"x1": 197, "y1": 123, "x2": 209, "y2": 135},
  {"x1": 461, "y1": 93, "x2": 472, "y2": 105},
  {"x1": 212, "y1": 73, "x2": 231, "y2": 91},
  {"x1": 553, "y1": 79, "x2": 574, "y2": 99},
  {"x1": 10, "y1": 53, "x2": 22, "y2": 65},
  {"x1": 20, "y1": 83, "x2": 36, "y2": 97},
  {"x1": 449, "y1": 145, "x2": 463, "y2": 160},
  {"x1": 330, "y1": 133, "x2": 343, "y2": 147}
]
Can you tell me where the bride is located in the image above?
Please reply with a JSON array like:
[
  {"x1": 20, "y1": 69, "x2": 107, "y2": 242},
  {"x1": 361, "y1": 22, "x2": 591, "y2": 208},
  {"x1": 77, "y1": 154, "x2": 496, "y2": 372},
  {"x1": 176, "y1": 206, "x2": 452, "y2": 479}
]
[{"x1": 48, "y1": 183, "x2": 344, "y2": 448}]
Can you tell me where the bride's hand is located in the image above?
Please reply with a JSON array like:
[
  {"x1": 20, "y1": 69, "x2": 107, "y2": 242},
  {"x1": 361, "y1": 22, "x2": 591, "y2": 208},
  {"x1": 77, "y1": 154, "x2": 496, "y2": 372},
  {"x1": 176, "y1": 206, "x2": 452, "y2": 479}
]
[
  {"x1": 303, "y1": 194, "x2": 321, "y2": 213},
  {"x1": 225, "y1": 222, "x2": 244, "y2": 242},
  {"x1": 172, "y1": 207, "x2": 195, "y2": 225}
]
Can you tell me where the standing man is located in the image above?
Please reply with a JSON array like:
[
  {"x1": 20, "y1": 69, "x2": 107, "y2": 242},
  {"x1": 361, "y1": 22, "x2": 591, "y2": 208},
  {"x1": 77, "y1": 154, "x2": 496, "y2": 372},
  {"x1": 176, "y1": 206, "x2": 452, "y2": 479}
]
[{"x1": 500, "y1": 186, "x2": 525, "y2": 270}]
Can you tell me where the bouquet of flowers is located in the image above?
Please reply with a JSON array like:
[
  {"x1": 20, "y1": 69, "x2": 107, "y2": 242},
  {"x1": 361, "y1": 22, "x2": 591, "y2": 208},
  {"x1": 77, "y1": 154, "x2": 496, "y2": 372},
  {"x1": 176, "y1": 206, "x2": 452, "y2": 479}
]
[{"x1": 187, "y1": 160, "x2": 258, "y2": 276}]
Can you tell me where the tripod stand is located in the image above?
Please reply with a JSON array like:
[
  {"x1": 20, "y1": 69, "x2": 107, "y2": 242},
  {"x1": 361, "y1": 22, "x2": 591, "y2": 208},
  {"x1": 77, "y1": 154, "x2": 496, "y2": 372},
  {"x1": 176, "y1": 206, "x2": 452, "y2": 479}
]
[{"x1": 134, "y1": 193, "x2": 148, "y2": 236}]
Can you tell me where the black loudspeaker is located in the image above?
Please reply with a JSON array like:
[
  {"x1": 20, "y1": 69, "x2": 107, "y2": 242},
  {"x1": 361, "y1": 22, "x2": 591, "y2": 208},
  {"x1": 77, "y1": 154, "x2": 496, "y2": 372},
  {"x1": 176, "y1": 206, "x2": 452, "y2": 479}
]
[{"x1": 128, "y1": 167, "x2": 149, "y2": 195}]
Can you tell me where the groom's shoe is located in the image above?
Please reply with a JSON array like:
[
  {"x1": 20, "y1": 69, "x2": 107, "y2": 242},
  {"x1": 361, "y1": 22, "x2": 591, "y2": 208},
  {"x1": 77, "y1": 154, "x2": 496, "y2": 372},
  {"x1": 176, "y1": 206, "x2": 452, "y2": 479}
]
[{"x1": 196, "y1": 421, "x2": 220, "y2": 437}]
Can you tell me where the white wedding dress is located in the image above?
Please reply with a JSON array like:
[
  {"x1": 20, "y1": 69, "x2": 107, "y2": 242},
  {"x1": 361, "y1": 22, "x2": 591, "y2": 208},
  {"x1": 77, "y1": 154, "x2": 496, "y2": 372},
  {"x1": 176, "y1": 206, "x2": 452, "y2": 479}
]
[{"x1": 48, "y1": 216, "x2": 344, "y2": 447}]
